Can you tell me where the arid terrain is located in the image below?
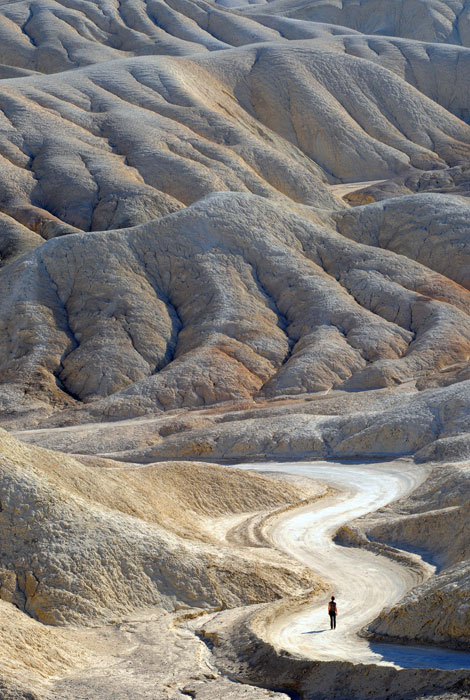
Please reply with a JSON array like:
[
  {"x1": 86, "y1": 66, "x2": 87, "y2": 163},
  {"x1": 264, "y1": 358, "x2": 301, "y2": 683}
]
[{"x1": 0, "y1": 0, "x2": 470, "y2": 698}]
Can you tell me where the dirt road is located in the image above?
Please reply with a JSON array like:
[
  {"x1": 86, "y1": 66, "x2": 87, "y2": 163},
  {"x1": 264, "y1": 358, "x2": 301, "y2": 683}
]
[{"x1": 236, "y1": 461, "x2": 470, "y2": 670}]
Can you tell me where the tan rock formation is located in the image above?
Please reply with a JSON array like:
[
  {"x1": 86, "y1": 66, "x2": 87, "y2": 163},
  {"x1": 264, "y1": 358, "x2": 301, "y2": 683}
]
[
  {"x1": 0, "y1": 10, "x2": 469, "y2": 436},
  {"x1": 0, "y1": 0, "x2": 282, "y2": 72},
  {"x1": 335, "y1": 194, "x2": 470, "y2": 289},
  {"x1": 0, "y1": 598, "x2": 88, "y2": 698},
  {"x1": 51, "y1": 607, "x2": 291, "y2": 700},
  {"x1": 367, "y1": 563, "x2": 470, "y2": 649},
  {"x1": 0, "y1": 429, "x2": 318, "y2": 625},
  {"x1": 1, "y1": 0, "x2": 470, "y2": 693},
  {"x1": 2, "y1": 191, "x2": 470, "y2": 430}
]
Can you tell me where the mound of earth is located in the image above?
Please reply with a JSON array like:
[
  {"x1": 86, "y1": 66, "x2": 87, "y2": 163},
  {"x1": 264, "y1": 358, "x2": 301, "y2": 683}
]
[
  {"x1": 2, "y1": 189, "x2": 470, "y2": 437},
  {"x1": 0, "y1": 33, "x2": 470, "y2": 448},
  {"x1": 19, "y1": 377, "x2": 468, "y2": 466},
  {"x1": 368, "y1": 562, "x2": 470, "y2": 649},
  {"x1": 0, "y1": 598, "x2": 88, "y2": 698},
  {"x1": 0, "y1": 429, "x2": 319, "y2": 625}
]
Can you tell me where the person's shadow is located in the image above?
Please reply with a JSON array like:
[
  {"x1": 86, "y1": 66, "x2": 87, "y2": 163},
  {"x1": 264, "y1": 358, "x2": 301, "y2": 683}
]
[{"x1": 301, "y1": 630, "x2": 326, "y2": 634}]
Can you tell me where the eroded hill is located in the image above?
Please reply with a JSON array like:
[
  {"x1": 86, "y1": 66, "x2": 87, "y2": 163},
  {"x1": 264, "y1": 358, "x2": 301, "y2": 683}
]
[{"x1": 1, "y1": 0, "x2": 470, "y2": 698}]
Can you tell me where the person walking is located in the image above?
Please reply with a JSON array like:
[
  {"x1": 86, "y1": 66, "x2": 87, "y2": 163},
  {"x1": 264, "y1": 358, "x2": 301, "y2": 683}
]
[{"x1": 328, "y1": 596, "x2": 337, "y2": 629}]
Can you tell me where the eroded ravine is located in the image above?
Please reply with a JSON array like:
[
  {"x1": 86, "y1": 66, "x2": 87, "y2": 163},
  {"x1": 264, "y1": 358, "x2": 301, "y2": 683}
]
[{"x1": 235, "y1": 461, "x2": 470, "y2": 670}]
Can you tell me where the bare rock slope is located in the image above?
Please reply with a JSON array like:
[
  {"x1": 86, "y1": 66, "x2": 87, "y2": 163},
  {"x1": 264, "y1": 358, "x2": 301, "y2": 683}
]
[
  {"x1": 241, "y1": 0, "x2": 470, "y2": 50},
  {"x1": 0, "y1": 429, "x2": 317, "y2": 625},
  {"x1": 1, "y1": 0, "x2": 470, "y2": 694},
  {"x1": 1, "y1": 427, "x2": 324, "y2": 698},
  {"x1": 0, "y1": 0, "x2": 470, "y2": 452},
  {"x1": 0, "y1": 21, "x2": 469, "y2": 455},
  {"x1": 3, "y1": 188, "x2": 470, "y2": 463}
]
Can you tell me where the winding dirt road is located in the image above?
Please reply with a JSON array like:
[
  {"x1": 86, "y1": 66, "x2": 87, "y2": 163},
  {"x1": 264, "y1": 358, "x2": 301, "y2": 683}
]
[{"x1": 236, "y1": 460, "x2": 470, "y2": 670}]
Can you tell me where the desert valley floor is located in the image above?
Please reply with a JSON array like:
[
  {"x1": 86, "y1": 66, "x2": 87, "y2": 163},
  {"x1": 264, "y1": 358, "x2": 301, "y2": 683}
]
[{"x1": 0, "y1": 0, "x2": 470, "y2": 698}]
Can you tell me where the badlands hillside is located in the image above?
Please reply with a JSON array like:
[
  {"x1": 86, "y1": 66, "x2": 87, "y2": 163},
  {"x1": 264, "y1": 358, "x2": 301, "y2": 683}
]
[{"x1": 1, "y1": 0, "x2": 470, "y2": 698}]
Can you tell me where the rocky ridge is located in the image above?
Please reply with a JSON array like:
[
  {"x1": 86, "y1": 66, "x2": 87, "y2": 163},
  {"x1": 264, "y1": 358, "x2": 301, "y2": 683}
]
[{"x1": 0, "y1": 29, "x2": 469, "y2": 461}]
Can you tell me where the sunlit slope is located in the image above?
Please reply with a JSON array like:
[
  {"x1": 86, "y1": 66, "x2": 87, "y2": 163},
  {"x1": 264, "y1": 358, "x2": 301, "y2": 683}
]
[
  {"x1": 363, "y1": 463, "x2": 470, "y2": 649},
  {"x1": 0, "y1": 2, "x2": 469, "y2": 449},
  {"x1": 0, "y1": 0, "x2": 389, "y2": 73},
  {"x1": 1, "y1": 44, "x2": 470, "y2": 237},
  {"x1": 245, "y1": 33, "x2": 470, "y2": 122},
  {"x1": 0, "y1": 429, "x2": 314, "y2": 623},
  {"x1": 335, "y1": 193, "x2": 470, "y2": 288},
  {"x1": 0, "y1": 0, "x2": 279, "y2": 71}
]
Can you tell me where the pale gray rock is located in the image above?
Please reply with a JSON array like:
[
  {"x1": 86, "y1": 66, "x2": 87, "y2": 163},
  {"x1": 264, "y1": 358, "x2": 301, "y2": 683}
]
[
  {"x1": 1, "y1": 41, "x2": 470, "y2": 237},
  {"x1": 416, "y1": 434, "x2": 470, "y2": 463},
  {"x1": 367, "y1": 563, "x2": 470, "y2": 649},
  {"x1": 0, "y1": 0, "x2": 281, "y2": 72},
  {"x1": 2, "y1": 192, "x2": 470, "y2": 427},
  {"x1": 0, "y1": 2, "x2": 470, "y2": 694},
  {"x1": 337, "y1": 463, "x2": 470, "y2": 649},
  {"x1": 335, "y1": 194, "x2": 470, "y2": 289},
  {"x1": 363, "y1": 463, "x2": 470, "y2": 567},
  {"x1": 246, "y1": 33, "x2": 470, "y2": 123},
  {"x1": 55, "y1": 379, "x2": 467, "y2": 465},
  {"x1": 0, "y1": 47, "x2": 340, "y2": 233},
  {"x1": 50, "y1": 608, "x2": 290, "y2": 700},
  {"x1": 241, "y1": 0, "x2": 470, "y2": 50},
  {"x1": 0, "y1": 214, "x2": 43, "y2": 267}
]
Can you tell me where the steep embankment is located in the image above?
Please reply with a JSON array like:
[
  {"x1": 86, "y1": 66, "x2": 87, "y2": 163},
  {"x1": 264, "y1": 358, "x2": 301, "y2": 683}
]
[{"x1": 351, "y1": 462, "x2": 470, "y2": 649}]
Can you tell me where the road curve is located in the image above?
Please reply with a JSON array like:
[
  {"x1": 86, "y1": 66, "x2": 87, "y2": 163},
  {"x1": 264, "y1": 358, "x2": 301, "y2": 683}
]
[{"x1": 235, "y1": 460, "x2": 470, "y2": 670}]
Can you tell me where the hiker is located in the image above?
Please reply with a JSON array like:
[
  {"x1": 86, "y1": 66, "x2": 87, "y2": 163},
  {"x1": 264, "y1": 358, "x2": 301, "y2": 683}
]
[{"x1": 328, "y1": 596, "x2": 337, "y2": 629}]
